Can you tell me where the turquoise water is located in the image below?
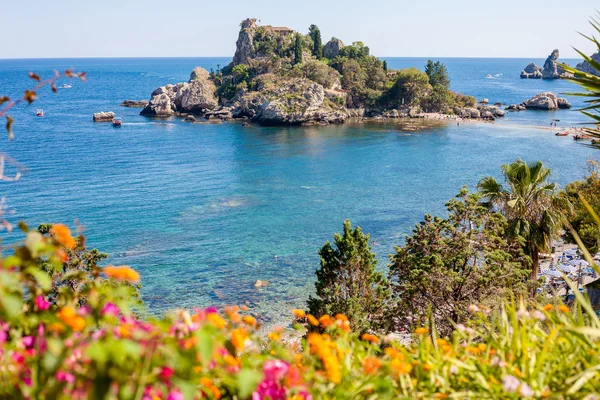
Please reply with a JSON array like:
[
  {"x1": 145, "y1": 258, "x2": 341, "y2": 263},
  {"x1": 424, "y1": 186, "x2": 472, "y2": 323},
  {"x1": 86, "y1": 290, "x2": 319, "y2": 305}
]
[{"x1": 0, "y1": 57, "x2": 597, "y2": 323}]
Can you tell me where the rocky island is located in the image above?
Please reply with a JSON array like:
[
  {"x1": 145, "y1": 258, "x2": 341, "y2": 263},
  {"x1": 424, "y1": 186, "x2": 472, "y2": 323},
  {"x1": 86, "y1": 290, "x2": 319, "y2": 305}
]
[
  {"x1": 520, "y1": 49, "x2": 573, "y2": 79},
  {"x1": 140, "y1": 18, "x2": 504, "y2": 126}
]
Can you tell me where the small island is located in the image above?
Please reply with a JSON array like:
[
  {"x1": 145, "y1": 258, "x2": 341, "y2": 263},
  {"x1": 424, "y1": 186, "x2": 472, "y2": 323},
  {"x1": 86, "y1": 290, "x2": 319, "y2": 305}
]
[{"x1": 140, "y1": 18, "x2": 506, "y2": 126}]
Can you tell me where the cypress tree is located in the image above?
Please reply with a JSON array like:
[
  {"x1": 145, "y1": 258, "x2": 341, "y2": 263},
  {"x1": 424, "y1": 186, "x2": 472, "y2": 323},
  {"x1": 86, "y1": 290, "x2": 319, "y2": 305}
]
[
  {"x1": 308, "y1": 24, "x2": 323, "y2": 59},
  {"x1": 294, "y1": 34, "x2": 303, "y2": 65},
  {"x1": 383, "y1": 60, "x2": 388, "y2": 71}
]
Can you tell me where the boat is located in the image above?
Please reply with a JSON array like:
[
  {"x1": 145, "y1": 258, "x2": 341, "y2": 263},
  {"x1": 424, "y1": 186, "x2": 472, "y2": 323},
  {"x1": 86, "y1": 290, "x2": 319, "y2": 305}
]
[
  {"x1": 60, "y1": 84, "x2": 72, "y2": 89},
  {"x1": 555, "y1": 131, "x2": 569, "y2": 136},
  {"x1": 112, "y1": 117, "x2": 122, "y2": 127},
  {"x1": 36, "y1": 109, "x2": 44, "y2": 117},
  {"x1": 486, "y1": 74, "x2": 492, "y2": 79}
]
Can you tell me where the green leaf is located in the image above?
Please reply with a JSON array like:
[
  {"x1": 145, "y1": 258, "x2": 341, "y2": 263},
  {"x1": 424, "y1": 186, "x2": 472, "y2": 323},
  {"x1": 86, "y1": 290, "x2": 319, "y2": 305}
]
[
  {"x1": 26, "y1": 267, "x2": 52, "y2": 291},
  {"x1": 236, "y1": 368, "x2": 262, "y2": 398},
  {"x1": 197, "y1": 327, "x2": 215, "y2": 365},
  {"x1": 0, "y1": 294, "x2": 23, "y2": 320}
]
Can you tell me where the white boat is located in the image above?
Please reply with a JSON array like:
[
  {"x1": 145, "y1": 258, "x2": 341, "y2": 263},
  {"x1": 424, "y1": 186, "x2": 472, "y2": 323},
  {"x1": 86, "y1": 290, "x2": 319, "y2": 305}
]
[
  {"x1": 61, "y1": 84, "x2": 72, "y2": 89},
  {"x1": 486, "y1": 74, "x2": 493, "y2": 79},
  {"x1": 112, "y1": 117, "x2": 122, "y2": 127},
  {"x1": 36, "y1": 109, "x2": 44, "y2": 117}
]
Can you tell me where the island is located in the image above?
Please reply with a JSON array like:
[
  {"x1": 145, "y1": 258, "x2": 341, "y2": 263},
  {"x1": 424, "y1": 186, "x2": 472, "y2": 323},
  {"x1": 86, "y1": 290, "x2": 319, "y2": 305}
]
[{"x1": 140, "y1": 19, "x2": 506, "y2": 126}]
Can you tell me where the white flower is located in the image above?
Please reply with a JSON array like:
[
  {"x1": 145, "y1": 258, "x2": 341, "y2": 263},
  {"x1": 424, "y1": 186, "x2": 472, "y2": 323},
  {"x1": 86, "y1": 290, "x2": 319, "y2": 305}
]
[
  {"x1": 502, "y1": 375, "x2": 520, "y2": 393},
  {"x1": 532, "y1": 310, "x2": 546, "y2": 321},
  {"x1": 516, "y1": 309, "x2": 530, "y2": 319},
  {"x1": 449, "y1": 365, "x2": 458, "y2": 375},
  {"x1": 519, "y1": 383, "x2": 534, "y2": 398}
]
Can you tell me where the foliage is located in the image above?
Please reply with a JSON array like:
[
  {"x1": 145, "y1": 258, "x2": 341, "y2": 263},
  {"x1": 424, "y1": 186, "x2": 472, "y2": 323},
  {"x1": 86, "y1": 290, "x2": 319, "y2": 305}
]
[
  {"x1": 231, "y1": 64, "x2": 250, "y2": 87},
  {"x1": 294, "y1": 34, "x2": 303, "y2": 65},
  {"x1": 478, "y1": 159, "x2": 570, "y2": 279},
  {"x1": 560, "y1": 13, "x2": 600, "y2": 140},
  {"x1": 422, "y1": 84, "x2": 454, "y2": 113},
  {"x1": 380, "y1": 68, "x2": 431, "y2": 109},
  {"x1": 389, "y1": 189, "x2": 529, "y2": 335},
  {"x1": 425, "y1": 60, "x2": 450, "y2": 90},
  {"x1": 565, "y1": 161, "x2": 600, "y2": 252},
  {"x1": 297, "y1": 60, "x2": 340, "y2": 89},
  {"x1": 308, "y1": 25, "x2": 322, "y2": 59},
  {"x1": 338, "y1": 41, "x2": 370, "y2": 61},
  {"x1": 307, "y1": 220, "x2": 392, "y2": 334}
]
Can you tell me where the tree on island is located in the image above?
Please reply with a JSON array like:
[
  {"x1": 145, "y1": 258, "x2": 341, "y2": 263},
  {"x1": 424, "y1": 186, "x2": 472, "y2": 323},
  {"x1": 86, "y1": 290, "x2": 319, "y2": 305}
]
[
  {"x1": 382, "y1": 60, "x2": 388, "y2": 71},
  {"x1": 308, "y1": 24, "x2": 323, "y2": 59},
  {"x1": 294, "y1": 33, "x2": 303, "y2": 65},
  {"x1": 478, "y1": 160, "x2": 570, "y2": 279},
  {"x1": 307, "y1": 220, "x2": 392, "y2": 334},
  {"x1": 425, "y1": 60, "x2": 450, "y2": 89}
]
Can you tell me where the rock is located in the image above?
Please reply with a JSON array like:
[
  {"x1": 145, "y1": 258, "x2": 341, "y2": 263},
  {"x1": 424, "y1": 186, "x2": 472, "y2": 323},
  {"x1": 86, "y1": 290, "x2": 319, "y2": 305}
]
[
  {"x1": 506, "y1": 104, "x2": 518, "y2": 110},
  {"x1": 140, "y1": 86, "x2": 178, "y2": 116},
  {"x1": 481, "y1": 110, "x2": 495, "y2": 120},
  {"x1": 479, "y1": 98, "x2": 489, "y2": 104},
  {"x1": 184, "y1": 115, "x2": 196, "y2": 122},
  {"x1": 323, "y1": 38, "x2": 345, "y2": 59},
  {"x1": 460, "y1": 108, "x2": 480, "y2": 119},
  {"x1": 233, "y1": 18, "x2": 257, "y2": 65},
  {"x1": 522, "y1": 92, "x2": 561, "y2": 110},
  {"x1": 557, "y1": 98, "x2": 572, "y2": 109},
  {"x1": 520, "y1": 63, "x2": 542, "y2": 79},
  {"x1": 524, "y1": 62, "x2": 541, "y2": 74},
  {"x1": 576, "y1": 52, "x2": 600, "y2": 76},
  {"x1": 477, "y1": 104, "x2": 505, "y2": 118},
  {"x1": 205, "y1": 107, "x2": 233, "y2": 121},
  {"x1": 120, "y1": 100, "x2": 149, "y2": 108},
  {"x1": 93, "y1": 111, "x2": 115, "y2": 122},
  {"x1": 542, "y1": 49, "x2": 561, "y2": 80},
  {"x1": 254, "y1": 280, "x2": 270, "y2": 288},
  {"x1": 242, "y1": 122, "x2": 250, "y2": 127}
]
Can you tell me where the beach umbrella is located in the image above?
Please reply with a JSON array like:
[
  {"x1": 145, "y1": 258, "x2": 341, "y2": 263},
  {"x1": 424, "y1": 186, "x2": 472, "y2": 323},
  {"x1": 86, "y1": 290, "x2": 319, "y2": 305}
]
[
  {"x1": 558, "y1": 264, "x2": 576, "y2": 273},
  {"x1": 544, "y1": 269, "x2": 562, "y2": 277},
  {"x1": 570, "y1": 259, "x2": 589, "y2": 267}
]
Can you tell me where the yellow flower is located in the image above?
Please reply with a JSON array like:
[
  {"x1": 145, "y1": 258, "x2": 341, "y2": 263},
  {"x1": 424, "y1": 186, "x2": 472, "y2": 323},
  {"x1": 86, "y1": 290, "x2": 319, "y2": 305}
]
[
  {"x1": 543, "y1": 304, "x2": 554, "y2": 312},
  {"x1": 361, "y1": 333, "x2": 380, "y2": 344},
  {"x1": 224, "y1": 306, "x2": 242, "y2": 323},
  {"x1": 390, "y1": 358, "x2": 412, "y2": 375},
  {"x1": 319, "y1": 315, "x2": 333, "y2": 328},
  {"x1": 415, "y1": 327, "x2": 429, "y2": 335},
  {"x1": 307, "y1": 333, "x2": 342, "y2": 383},
  {"x1": 363, "y1": 357, "x2": 381, "y2": 374},
  {"x1": 57, "y1": 307, "x2": 85, "y2": 331},
  {"x1": 50, "y1": 224, "x2": 76, "y2": 249},
  {"x1": 242, "y1": 315, "x2": 257, "y2": 327},
  {"x1": 307, "y1": 314, "x2": 319, "y2": 326},
  {"x1": 206, "y1": 313, "x2": 226, "y2": 329},
  {"x1": 384, "y1": 347, "x2": 405, "y2": 360},
  {"x1": 292, "y1": 309, "x2": 306, "y2": 318},
  {"x1": 104, "y1": 265, "x2": 140, "y2": 283},
  {"x1": 231, "y1": 327, "x2": 248, "y2": 350}
]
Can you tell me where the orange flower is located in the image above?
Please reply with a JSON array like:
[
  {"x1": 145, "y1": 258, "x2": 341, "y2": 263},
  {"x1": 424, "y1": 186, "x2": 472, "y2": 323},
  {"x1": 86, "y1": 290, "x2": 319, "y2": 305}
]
[
  {"x1": 242, "y1": 315, "x2": 257, "y2": 327},
  {"x1": 307, "y1": 333, "x2": 342, "y2": 383},
  {"x1": 415, "y1": 327, "x2": 429, "y2": 335},
  {"x1": 206, "y1": 313, "x2": 226, "y2": 329},
  {"x1": 465, "y1": 346, "x2": 481, "y2": 355},
  {"x1": 363, "y1": 357, "x2": 381, "y2": 374},
  {"x1": 335, "y1": 314, "x2": 351, "y2": 332},
  {"x1": 50, "y1": 224, "x2": 76, "y2": 249},
  {"x1": 543, "y1": 304, "x2": 554, "y2": 312},
  {"x1": 307, "y1": 314, "x2": 319, "y2": 326},
  {"x1": 319, "y1": 315, "x2": 333, "y2": 328},
  {"x1": 384, "y1": 347, "x2": 405, "y2": 360},
  {"x1": 231, "y1": 327, "x2": 248, "y2": 350},
  {"x1": 292, "y1": 309, "x2": 306, "y2": 318},
  {"x1": 390, "y1": 358, "x2": 412, "y2": 375},
  {"x1": 104, "y1": 265, "x2": 140, "y2": 283},
  {"x1": 224, "y1": 306, "x2": 242, "y2": 323},
  {"x1": 57, "y1": 307, "x2": 85, "y2": 331},
  {"x1": 361, "y1": 333, "x2": 380, "y2": 344},
  {"x1": 558, "y1": 305, "x2": 569, "y2": 313},
  {"x1": 223, "y1": 354, "x2": 240, "y2": 367}
]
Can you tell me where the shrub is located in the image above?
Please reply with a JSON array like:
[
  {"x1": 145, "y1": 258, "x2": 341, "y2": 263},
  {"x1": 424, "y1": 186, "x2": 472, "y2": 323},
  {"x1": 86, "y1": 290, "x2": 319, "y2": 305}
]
[{"x1": 300, "y1": 60, "x2": 340, "y2": 89}]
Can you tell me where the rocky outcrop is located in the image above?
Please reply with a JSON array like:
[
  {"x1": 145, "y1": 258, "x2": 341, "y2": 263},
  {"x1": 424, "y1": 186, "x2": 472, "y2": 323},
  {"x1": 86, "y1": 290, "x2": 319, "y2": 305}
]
[
  {"x1": 520, "y1": 63, "x2": 542, "y2": 79},
  {"x1": 232, "y1": 78, "x2": 349, "y2": 125},
  {"x1": 233, "y1": 18, "x2": 257, "y2": 65},
  {"x1": 140, "y1": 67, "x2": 217, "y2": 117},
  {"x1": 323, "y1": 38, "x2": 344, "y2": 59},
  {"x1": 459, "y1": 108, "x2": 480, "y2": 119},
  {"x1": 120, "y1": 100, "x2": 149, "y2": 108},
  {"x1": 576, "y1": 52, "x2": 600, "y2": 76},
  {"x1": 511, "y1": 92, "x2": 571, "y2": 110},
  {"x1": 93, "y1": 111, "x2": 115, "y2": 122},
  {"x1": 542, "y1": 49, "x2": 560, "y2": 79}
]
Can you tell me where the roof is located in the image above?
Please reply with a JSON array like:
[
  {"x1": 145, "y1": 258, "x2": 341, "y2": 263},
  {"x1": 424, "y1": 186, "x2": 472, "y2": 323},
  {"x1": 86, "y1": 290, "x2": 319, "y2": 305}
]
[{"x1": 265, "y1": 26, "x2": 294, "y2": 32}]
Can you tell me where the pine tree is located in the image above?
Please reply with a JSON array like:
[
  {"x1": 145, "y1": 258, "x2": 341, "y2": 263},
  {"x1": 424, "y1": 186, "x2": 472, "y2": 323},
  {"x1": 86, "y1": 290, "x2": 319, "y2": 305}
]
[
  {"x1": 307, "y1": 220, "x2": 392, "y2": 333},
  {"x1": 294, "y1": 34, "x2": 303, "y2": 65},
  {"x1": 382, "y1": 60, "x2": 388, "y2": 71},
  {"x1": 308, "y1": 24, "x2": 323, "y2": 59}
]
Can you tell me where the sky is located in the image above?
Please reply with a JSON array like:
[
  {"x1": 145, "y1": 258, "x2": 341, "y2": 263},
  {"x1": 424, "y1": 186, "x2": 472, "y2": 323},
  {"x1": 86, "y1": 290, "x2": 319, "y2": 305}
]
[{"x1": 1, "y1": 0, "x2": 598, "y2": 59}]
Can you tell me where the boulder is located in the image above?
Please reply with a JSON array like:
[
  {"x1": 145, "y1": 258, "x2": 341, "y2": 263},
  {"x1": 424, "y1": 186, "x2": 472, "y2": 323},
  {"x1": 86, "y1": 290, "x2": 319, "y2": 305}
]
[
  {"x1": 204, "y1": 107, "x2": 234, "y2": 121},
  {"x1": 481, "y1": 110, "x2": 495, "y2": 120},
  {"x1": 480, "y1": 98, "x2": 489, "y2": 104},
  {"x1": 557, "y1": 98, "x2": 572, "y2": 109},
  {"x1": 460, "y1": 108, "x2": 480, "y2": 119},
  {"x1": 323, "y1": 38, "x2": 345, "y2": 59},
  {"x1": 542, "y1": 49, "x2": 561, "y2": 80},
  {"x1": 576, "y1": 52, "x2": 600, "y2": 76},
  {"x1": 184, "y1": 115, "x2": 196, "y2": 122},
  {"x1": 524, "y1": 62, "x2": 541, "y2": 74},
  {"x1": 120, "y1": 100, "x2": 149, "y2": 108},
  {"x1": 254, "y1": 280, "x2": 270, "y2": 288},
  {"x1": 93, "y1": 111, "x2": 115, "y2": 122},
  {"x1": 140, "y1": 85, "x2": 177, "y2": 116},
  {"x1": 233, "y1": 18, "x2": 257, "y2": 65},
  {"x1": 521, "y1": 92, "x2": 570, "y2": 110},
  {"x1": 477, "y1": 104, "x2": 505, "y2": 118},
  {"x1": 520, "y1": 63, "x2": 542, "y2": 79}
]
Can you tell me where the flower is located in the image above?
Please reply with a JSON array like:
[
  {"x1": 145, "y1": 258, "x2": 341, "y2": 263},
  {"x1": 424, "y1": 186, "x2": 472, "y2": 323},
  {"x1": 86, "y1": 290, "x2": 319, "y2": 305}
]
[
  {"x1": 292, "y1": 309, "x2": 306, "y2": 318},
  {"x1": 231, "y1": 327, "x2": 248, "y2": 350},
  {"x1": 363, "y1": 357, "x2": 381, "y2": 374},
  {"x1": 307, "y1": 314, "x2": 319, "y2": 326},
  {"x1": 557, "y1": 305, "x2": 569, "y2": 313},
  {"x1": 502, "y1": 375, "x2": 520, "y2": 393},
  {"x1": 159, "y1": 366, "x2": 174, "y2": 382},
  {"x1": 57, "y1": 307, "x2": 85, "y2": 331},
  {"x1": 56, "y1": 371, "x2": 75, "y2": 383},
  {"x1": 361, "y1": 333, "x2": 380, "y2": 344},
  {"x1": 167, "y1": 390, "x2": 183, "y2": 400},
  {"x1": 543, "y1": 304, "x2": 554, "y2": 312},
  {"x1": 264, "y1": 360, "x2": 289, "y2": 381},
  {"x1": 101, "y1": 302, "x2": 120, "y2": 317},
  {"x1": 35, "y1": 295, "x2": 50, "y2": 311},
  {"x1": 519, "y1": 382, "x2": 534, "y2": 398},
  {"x1": 307, "y1": 333, "x2": 341, "y2": 383},
  {"x1": 390, "y1": 358, "x2": 412, "y2": 375},
  {"x1": 242, "y1": 315, "x2": 257, "y2": 327},
  {"x1": 207, "y1": 313, "x2": 226, "y2": 329},
  {"x1": 468, "y1": 304, "x2": 480, "y2": 314},
  {"x1": 532, "y1": 310, "x2": 546, "y2": 321},
  {"x1": 318, "y1": 315, "x2": 333, "y2": 328},
  {"x1": 415, "y1": 327, "x2": 428, "y2": 335},
  {"x1": 103, "y1": 265, "x2": 140, "y2": 283},
  {"x1": 50, "y1": 224, "x2": 76, "y2": 249}
]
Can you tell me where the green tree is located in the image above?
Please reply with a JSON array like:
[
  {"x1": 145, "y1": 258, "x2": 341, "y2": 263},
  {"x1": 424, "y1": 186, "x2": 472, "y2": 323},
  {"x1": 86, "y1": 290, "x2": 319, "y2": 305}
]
[
  {"x1": 382, "y1": 60, "x2": 388, "y2": 71},
  {"x1": 294, "y1": 34, "x2": 303, "y2": 65},
  {"x1": 477, "y1": 160, "x2": 569, "y2": 279},
  {"x1": 382, "y1": 68, "x2": 431, "y2": 108},
  {"x1": 389, "y1": 189, "x2": 529, "y2": 335},
  {"x1": 564, "y1": 161, "x2": 600, "y2": 252},
  {"x1": 231, "y1": 64, "x2": 250, "y2": 88},
  {"x1": 425, "y1": 60, "x2": 450, "y2": 89},
  {"x1": 308, "y1": 24, "x2": 323, "y2": 59},
  {"x1": 307, "y1": 220, "x2": 392, "y2": 334}
]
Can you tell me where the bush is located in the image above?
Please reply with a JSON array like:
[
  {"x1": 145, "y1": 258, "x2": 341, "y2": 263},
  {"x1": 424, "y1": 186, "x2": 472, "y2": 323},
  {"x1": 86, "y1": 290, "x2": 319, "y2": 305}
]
[{"x1": 300, "y1": 60, "x2": 341, "y2": 89}]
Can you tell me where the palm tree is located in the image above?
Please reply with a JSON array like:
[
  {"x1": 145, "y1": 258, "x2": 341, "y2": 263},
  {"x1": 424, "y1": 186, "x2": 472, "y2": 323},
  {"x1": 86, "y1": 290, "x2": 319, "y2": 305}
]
[{"x1": 478, "y1": 160, "x2": 568, "y2": 279}]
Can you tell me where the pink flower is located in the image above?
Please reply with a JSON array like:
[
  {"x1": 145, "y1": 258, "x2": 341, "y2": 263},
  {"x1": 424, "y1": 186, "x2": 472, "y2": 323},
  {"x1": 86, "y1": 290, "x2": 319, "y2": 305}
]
[
  {"x1": 205, "y1": 307, "x2": 218, "y2": 314},
  {"x1": 159, "y1": 366, "x2": 174, "y2": 382},
  {"x1": 263, "y1": 360, "x2": 289, "y2": 382},
  {"x1": 56, "y1": 371, "x2": 76, "y2": 383},
  {"x1": 22, "y1": 336, "x2": 34, "y2": 349},
  {"x1": 167, "y1": 390, "x2": 183, "y2": 400},
  {"x1": 102, "y1": 303, "x2": 120, "y2": 317},
  {"x1": 35, "y1": 295, "x2": 50, "y2": 311},
  {"x1": 252, "y1": 360, "x2": 292, "y2": 400}
]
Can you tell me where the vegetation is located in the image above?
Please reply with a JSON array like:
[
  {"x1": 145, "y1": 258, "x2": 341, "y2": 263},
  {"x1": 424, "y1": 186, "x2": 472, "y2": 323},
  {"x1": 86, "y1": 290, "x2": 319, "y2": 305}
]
[
  {"x1": 478, "y1": 160, "x2": 569, "y2": 279},
  {"x1": 307, "y1": 220, "x2": 392, "y2": 334},
  {"x1": 565, "y1": 161, "x2": 600, "y2": 252},
  {"x1": 308, "y1": 25, "x2": 322, "y2": 59},
  {"x1": 390, "y1": 189, "x2": 529, "y2": 335},
  {"x1": 294, "y1": 34, "x2": 303, "y2": 65}
]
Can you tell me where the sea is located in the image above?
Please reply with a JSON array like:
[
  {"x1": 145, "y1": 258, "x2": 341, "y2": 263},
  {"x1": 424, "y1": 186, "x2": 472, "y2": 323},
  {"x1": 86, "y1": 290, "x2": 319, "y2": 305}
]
[{"x1": 0, "y1": 57, "x2": 597, "y2": 323}]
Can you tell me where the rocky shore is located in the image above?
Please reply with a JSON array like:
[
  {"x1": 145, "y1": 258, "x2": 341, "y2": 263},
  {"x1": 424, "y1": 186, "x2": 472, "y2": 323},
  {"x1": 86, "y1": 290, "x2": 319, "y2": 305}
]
[
  {"x1": 506, "y1": 92, "x2": 571, "y2": 111},
  {"x1": 520, "y1": 50, "x2": 573, "y2": 79}
]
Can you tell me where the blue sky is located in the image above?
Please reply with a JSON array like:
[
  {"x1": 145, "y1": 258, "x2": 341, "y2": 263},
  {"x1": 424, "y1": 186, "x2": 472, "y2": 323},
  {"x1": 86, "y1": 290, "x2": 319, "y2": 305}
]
[{"x1": 1, "y1": 0, "x2": 597, "y2": 59}]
